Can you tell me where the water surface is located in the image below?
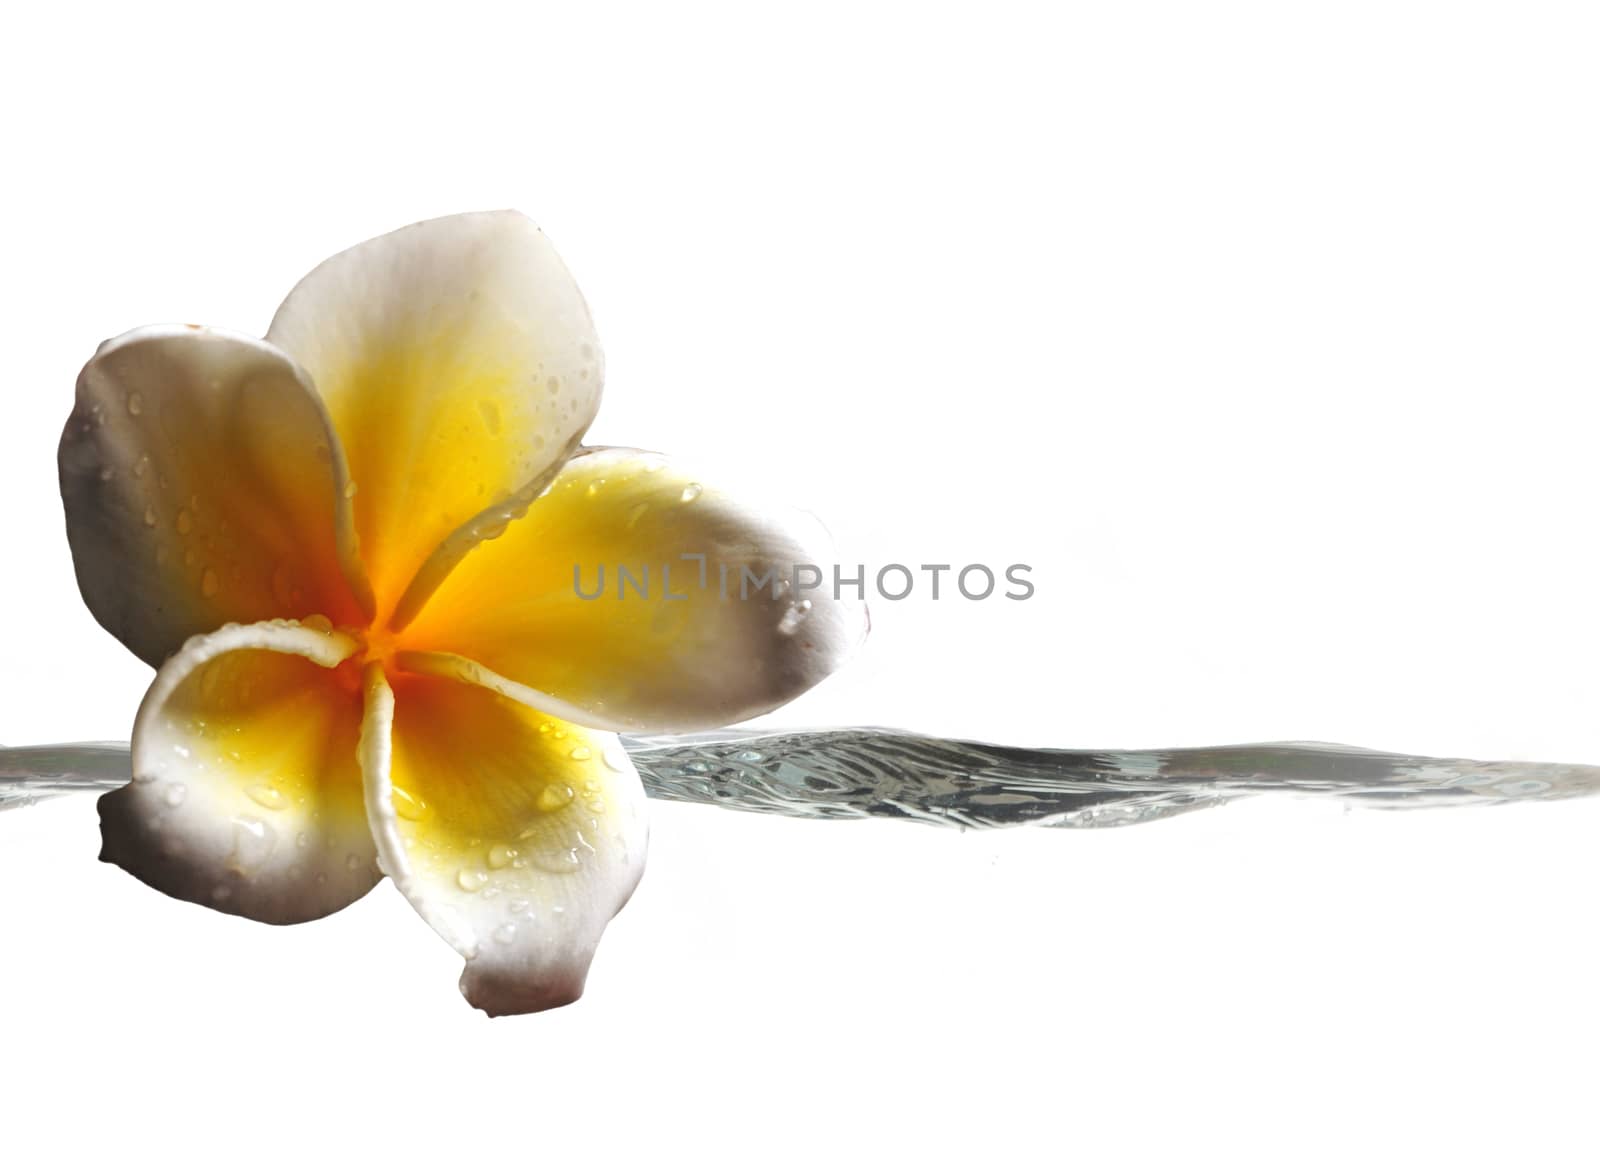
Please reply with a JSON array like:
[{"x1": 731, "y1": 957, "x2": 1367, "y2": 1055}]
[{"x1": 5, "y1": 730, "x2": 1596, "y2": 828}]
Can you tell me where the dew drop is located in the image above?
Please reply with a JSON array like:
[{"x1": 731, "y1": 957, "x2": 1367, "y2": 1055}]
[
  {"x1": 296, "y1": 830, "x2": 312, "y2": 848},
  {"x1": 602, "y1": 745, "x2": 629, "y2": 773},
  {"x1": 530, "y1": 847, "x2": 583, "y2": 875},
  {"x1": 301, "y1": 613, "x2": 333, "y2": 634},
  {"x1": 680, "y1": 483, "x2": 703, "y2": 503},
  {"x1": 143, "y1": 506, "x2": 158, "y2": 528},
  {"x1": 546, "y1": 376, "x2": 561, "y2": 395},
  {"x1": 456, "y1": 867, "x2": 489, "y2": 893},
  {"x1": 126, "y1": 391, "x2": 144, "y2": 416},
  {"x1": 493, "y1": 922, "x2": 518, "y2": 944},
  {"x1": 344, "y1": 480, "x2": 358, "y2": 500},
  {"x1": 569, "y1": 745, "x2": 592, "y2": 761},
  {"x1": 535, "y1": 782, "x2": 575, "y2": 812},
  {"x1": 175, "y1": 509, "x2": 194, "y2": 535},
  {"x1": 246, "y1": 783, "x2": 288, "y2": 810},
  {"x1": 163, "y1": 782, "x2": 187, "y2": 808},
  {"x1": 391, "y1": 785, "x2": 427, "y2": 822},
  {"x1": 227, "y1": 816, "x2": 277, "y2": 875},
  {"x1": 201, "y1": 568, "x2": 220, "y2": 598},
  {"x1": 134, "y1": 455, "x2": 150, "y2": 478},
  {"x1": 487, "y1": 844, "x2": 517, "y2": 869},
  {"x1": 777, "y1": 599, "x2": 813, "y2": 636},
  {"x1": 345, "y1": 852, "x2": 365, "y2": 871},
  {"x1": 99, "y1": 466, "x2": 114, "y2": 482}
]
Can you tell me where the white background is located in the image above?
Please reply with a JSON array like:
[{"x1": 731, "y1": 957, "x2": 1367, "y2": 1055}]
[{"x1": 4, "y1": 2, "x2": 1599, "y2": 1150}]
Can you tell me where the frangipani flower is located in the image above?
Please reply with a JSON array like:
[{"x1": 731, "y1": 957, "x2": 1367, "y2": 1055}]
[{"x1": 58, "y1": 211, "x2": 863, "y2": 1015}]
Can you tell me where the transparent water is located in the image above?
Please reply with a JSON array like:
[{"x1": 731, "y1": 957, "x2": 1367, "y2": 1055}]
[{"x1": 5, "y1": 730, "x2": 1597, "y2": 828}]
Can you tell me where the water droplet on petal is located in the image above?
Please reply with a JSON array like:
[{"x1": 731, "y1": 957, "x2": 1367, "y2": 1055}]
[
  {"x1": 345, "y1": 852, "x2": 365, "y2": 871},
  {"x1": 569, "y1": 745, "x2": 592, "y2": 761},
  {"x1": 391, "y1": 785, "x2": 427, "y2": 822},
  {"x1": 201, "y1": 568, "x2": 220, "y2": 598},
  {"x1": 143, "y1": 506, "x2": 158, "y2": 527},
  {"x1": 777, "y1": 599, "x2": 813, "y2": 636},
  {"x1": 126, "y1": 391, "x2": 144, "y2": 416},
  {"x1": 456, "y1": 867, "x2": 489, "y2": 892},
  {"x1": 175, "y1": 509, "x2": 194, "y2": 535},
  {"x1": 493, "y1": 922, "x2": 518, "y2": 944},
  {"x1": 163, "y1": 782, "x2": 187, "y2": 808},
  {"x1": 535, "y1": 782, "x2": 575, "y2": 812},
  {"x1": 227, "y1": 816, "x2": 277, "y2": 875},
  {"x1": 530, "y1": 847, "x2": 583, "y2": 874},
  {"x1": 487, "y1": 844, "x2": 517, "y2": 869},
  {"x1": 602, "y1": 745, "x2": 629, "y2": 773},
  {"x1": 680, "y1": 483, "x2": 703, "y2": 503},
  {"x1": 301, "y1": 613, "x2": 333, "y2": 634},
  {"x1": 246, "y1": 783, "x2": 287, "y2": 810}
]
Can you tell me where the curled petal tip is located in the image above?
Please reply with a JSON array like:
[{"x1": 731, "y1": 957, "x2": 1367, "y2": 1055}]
[{"x1": 460, "y1": 959, "x2": 589, "y2": 1017}]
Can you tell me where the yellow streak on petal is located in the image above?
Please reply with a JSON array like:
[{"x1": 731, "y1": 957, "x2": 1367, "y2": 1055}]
[
  {"x1": 386, "y1": 672, "x2": 621, "y2": 867},
  {"x1": 360, "y1": 664, "x2": 648, "y2": 1013},
  {"x1": 265, "y1": 212, "x2": 603, "y2": 623},
  {"x1": 151, "y1": 644, "x2": 368, "y2": 826},
  {"x1": 400, "y1": 448, "x2": 864, "y2": 733}
]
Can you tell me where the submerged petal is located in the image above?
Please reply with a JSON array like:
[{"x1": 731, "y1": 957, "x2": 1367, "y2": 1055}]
[
  {"x1": 266, "y1": 211, "x2": 603, "y2": 619},
  {"x1": 100, "y1": 620, "x2": 378, "y2": 924},
  {"x1": 59, "y1": 325, "x2": 371, "y2": 667},
  {"x1": 359, "y1": 664, "x2": 647, "y2": 1015},
  {"x1": 401, "y1": 448, "x2": 868, "y2": 733}
]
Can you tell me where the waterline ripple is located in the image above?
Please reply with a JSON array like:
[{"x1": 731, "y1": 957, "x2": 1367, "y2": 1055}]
[{"x1": 4, "y1": 731, "x2": 1597, "y2": 829}]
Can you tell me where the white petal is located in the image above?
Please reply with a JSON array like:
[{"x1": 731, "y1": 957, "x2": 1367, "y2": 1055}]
[
  {"x1": 359, "y1": 663, "x2": 648, "y2": 1014},
  {"x1": 100, "y1": 620, "x2": 378, "y2": 924},
  {"x1": 265, "y1": 210, "x2": 603, "y2": 622},
  {"x1": 59, "y1": 325, "x2": 372, "y2": 667},
  {"x1": 400, "y1": 448, "x2": 869, "y2": 732}
]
